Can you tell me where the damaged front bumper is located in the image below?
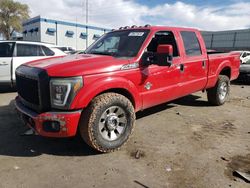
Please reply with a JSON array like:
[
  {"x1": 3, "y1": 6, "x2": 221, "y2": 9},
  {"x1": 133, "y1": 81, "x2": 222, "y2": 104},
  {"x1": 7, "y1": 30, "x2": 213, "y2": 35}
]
[{"x1": 15, "y1": 97, "x2": 82, "y2": 138}]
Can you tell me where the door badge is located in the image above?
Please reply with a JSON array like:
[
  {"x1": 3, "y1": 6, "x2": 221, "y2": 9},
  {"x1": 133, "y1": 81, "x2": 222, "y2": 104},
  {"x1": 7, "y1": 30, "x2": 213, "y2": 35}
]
[{"x1": 145, "y1": 82, "x2": 152, "y2": 90}]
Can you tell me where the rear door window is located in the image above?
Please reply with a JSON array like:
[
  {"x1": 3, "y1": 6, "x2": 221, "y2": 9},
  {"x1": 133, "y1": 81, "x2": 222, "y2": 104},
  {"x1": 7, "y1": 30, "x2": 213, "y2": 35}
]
[
  {"x1": 181, "y1": 31, "x2": 202, "y2": 56},
  {"x1": 16, "y1": 44, "x2": 44, "y2": 57},
  {"x1": 0, "y1": 42, "x2": 15, "y2": 57}
]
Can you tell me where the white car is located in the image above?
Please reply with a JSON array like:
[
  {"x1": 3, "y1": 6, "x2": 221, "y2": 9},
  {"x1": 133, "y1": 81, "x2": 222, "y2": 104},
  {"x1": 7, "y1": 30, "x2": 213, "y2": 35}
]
[
  {"x1": 240, "y1": 51, "x2": 250, "y2": 64},
  {"x1": 55, "y1": 46, "x2": 76, "y2": 54},
  {"x1": 0, "y1": 41, "x2": 66, "y2": 87}
]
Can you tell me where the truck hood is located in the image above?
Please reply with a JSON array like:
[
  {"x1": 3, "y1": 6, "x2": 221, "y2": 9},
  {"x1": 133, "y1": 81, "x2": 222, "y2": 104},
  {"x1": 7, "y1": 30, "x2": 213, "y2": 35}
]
[{"x1": 25, "y1": 54, "x2": 130, "y2": 77}]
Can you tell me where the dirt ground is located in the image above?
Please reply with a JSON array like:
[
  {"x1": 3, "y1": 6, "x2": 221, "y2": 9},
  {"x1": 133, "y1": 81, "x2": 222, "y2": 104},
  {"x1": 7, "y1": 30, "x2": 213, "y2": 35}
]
[{"x1": 0, "y1": 83, "x2": 249, "y2": 188}]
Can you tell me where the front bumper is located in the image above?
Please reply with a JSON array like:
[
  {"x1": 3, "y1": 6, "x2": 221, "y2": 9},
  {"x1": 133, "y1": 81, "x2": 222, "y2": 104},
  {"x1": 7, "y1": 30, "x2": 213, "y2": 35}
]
[{"x1": 15, "y1": 97, "x2": 82, "y2": 138}]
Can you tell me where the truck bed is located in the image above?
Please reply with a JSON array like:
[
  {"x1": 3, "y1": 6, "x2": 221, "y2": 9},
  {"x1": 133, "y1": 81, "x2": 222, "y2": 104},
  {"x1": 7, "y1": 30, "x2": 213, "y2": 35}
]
[{"x1": 206, "y1": 52, "x2": 240, "y2": 88}]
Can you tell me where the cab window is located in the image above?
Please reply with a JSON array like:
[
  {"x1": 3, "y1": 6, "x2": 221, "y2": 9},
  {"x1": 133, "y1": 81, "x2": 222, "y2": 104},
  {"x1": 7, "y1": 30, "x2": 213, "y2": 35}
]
[
  {"x1": 93, "y1": 36, "x2": 120, "y2": 53},
  {"x1": 16, "y1": 44, "x2": 44, "y2": 57},
  {"x1": 42, "y1": 46, "x2": 55, "y2": 56},
  {"x1": 146, "y1": 31, "x2": 179, "y2": 57},
  {"x1": 0, "y1": 42, "x2": 15, "y2": 57},
  {"x1": 242, "y1": 52, "x2": 247, "y2": 58}
]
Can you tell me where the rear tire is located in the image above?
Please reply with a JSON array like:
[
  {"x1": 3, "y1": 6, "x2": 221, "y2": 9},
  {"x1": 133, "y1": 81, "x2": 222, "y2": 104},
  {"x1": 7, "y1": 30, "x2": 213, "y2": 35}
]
[
  {"x1": 79, "y1": 93, "x2": 135, "y2": 153},
  {"x1": 207, "y1": 75, "x2": 230, "y2": 106}
]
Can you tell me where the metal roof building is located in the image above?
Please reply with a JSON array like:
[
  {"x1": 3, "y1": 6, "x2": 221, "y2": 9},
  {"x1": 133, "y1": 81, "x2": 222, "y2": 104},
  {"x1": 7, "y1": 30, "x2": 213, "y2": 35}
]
[
  {"x1": 22, "y1": 16, "x2": 111, "y2": 50},
  {"x1": 202, "y1": 29, "x2": 250, "y2": 51}
]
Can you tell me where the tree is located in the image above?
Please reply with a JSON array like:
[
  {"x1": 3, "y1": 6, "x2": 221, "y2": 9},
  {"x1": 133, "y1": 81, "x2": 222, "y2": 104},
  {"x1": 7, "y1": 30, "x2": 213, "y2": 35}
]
[{"x1": 0, "y1": 0, "x2": 29, "y2": 40}]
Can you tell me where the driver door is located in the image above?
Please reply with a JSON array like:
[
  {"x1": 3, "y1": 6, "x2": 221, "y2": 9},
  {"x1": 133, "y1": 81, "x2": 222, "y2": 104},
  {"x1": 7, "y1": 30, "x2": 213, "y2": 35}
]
[
  {"x1": 140, "y1": 31, "x2": 182, "y2": 109},
  {"x1": 0, "y1": 42, "x2": 15, "y2": 82}
]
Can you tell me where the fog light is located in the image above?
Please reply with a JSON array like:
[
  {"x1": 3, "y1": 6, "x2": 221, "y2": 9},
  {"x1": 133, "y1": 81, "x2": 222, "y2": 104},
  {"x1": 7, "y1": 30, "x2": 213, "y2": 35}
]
[{"x1": 42, "y1": 121, "x2": 60, "y2": 132}]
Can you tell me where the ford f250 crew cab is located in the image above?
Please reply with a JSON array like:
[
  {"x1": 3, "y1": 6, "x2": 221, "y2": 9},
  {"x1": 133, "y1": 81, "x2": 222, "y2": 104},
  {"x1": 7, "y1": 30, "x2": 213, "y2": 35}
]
[{"x1": 15, "y1": 26, "x2": 240, "y2": 152}]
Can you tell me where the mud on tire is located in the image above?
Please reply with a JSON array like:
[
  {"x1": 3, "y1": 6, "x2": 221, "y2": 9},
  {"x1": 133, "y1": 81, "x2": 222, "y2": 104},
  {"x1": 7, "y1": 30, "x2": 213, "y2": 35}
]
[
  {"x1": 207, "y1": 75, "x2": 230, "y2": 106},
  {"x1": 79, "y1": 93, "x2": 135, "y2": 153}
]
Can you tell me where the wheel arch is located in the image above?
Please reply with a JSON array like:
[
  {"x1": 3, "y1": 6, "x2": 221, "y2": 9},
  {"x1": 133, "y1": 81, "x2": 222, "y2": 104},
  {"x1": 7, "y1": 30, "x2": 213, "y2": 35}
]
[
  {"x1": 98, "y1": 88, "x2": 136, "y2": 108},
  {"x1": 219, "y1": 66, "x2": 231, "y2": 79},
  {"x1": 206, "y1": 60, "x2": 232, "y2": 89}
]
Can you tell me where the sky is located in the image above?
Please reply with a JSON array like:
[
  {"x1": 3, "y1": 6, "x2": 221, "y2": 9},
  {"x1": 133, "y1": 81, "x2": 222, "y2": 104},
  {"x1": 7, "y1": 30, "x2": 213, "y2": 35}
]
[{"x1": 18, "y1": 0, "x2": 250, "y2": 31}]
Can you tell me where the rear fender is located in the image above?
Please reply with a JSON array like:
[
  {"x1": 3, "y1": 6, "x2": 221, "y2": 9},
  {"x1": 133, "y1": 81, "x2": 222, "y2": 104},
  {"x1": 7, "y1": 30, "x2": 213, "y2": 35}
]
[
  {"x1": 207, "y1": 60, "x2": 231, "y2": 88},
  {"x1": 216, "y1": 60, "x2": 231, "y2": 78}
]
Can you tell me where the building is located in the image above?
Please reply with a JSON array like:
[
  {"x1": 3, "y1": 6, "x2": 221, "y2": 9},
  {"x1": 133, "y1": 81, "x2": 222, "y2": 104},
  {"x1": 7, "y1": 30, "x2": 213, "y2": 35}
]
[
  {"x1": 11, "y1": 31, "x2": 23, "y2": 40},
  {"x1": 22, "y1": 16, "x2": 111, "y2": 50},
  {"x1": 202, "y1": 29, "x2": 250, "y2": 51}
]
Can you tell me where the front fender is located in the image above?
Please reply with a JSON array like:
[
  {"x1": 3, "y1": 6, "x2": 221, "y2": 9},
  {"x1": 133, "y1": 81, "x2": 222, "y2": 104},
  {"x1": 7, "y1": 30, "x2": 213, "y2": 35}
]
[{"x1": 70, "y1": 76, "x2": 142, "y2": 111}]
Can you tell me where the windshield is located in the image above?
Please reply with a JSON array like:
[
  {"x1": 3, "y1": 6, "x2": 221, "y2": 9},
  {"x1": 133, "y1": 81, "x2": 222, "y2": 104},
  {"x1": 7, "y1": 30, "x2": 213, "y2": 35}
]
[
  {"x1": 0, "y1": 42, "x2": 15, "y2": 57},
  {"x1": 85, "y1": 29, "x2": 149, "y2": 57}
]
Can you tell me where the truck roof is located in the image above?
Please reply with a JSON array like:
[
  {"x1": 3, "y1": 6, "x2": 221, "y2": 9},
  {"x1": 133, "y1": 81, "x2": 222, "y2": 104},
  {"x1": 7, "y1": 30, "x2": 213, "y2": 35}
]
[
  {"x1": 0, "y1": 40, "x2": 57, "y2": 47},
  {"x1": 112, "y1": 25, "x2": 200, "y2": 33}
]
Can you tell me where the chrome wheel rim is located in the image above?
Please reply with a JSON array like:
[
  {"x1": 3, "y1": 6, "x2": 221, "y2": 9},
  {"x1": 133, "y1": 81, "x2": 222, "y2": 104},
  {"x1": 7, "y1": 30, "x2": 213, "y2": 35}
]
[
  {"x1": 219, "y1": 82, "x2": 228, "y2": 101},
  {"x1": 98, "y1": 106, "x2": 127, "y2": 141}
]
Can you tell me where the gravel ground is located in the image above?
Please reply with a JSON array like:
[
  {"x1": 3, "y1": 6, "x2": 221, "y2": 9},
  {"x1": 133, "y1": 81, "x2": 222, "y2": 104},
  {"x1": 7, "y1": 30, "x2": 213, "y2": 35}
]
[{"x1": 0, "y1": 83, "x2": 249, "y2": 188}]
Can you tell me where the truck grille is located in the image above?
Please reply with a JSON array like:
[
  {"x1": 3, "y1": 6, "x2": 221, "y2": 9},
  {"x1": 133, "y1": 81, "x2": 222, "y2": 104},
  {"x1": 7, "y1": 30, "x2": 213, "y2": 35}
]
[
  {"x1": 16, "y1": 75, "x2": 40, "y2": 105},
  {"x1": 16, "y1": 65, "x2": 50, "y2": 112}
]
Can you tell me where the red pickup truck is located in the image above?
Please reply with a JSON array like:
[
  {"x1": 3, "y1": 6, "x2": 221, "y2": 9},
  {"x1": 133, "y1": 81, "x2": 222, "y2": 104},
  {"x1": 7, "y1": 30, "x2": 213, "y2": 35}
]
[{"x1": 15, "y1": 26, "x2": 240, "y2": 152}]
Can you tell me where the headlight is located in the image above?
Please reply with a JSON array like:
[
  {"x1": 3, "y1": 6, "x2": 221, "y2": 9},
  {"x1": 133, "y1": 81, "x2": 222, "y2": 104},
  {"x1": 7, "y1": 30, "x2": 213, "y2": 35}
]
[{"x1": 50, "y1": 76, "x2": 83, "y2": 109}]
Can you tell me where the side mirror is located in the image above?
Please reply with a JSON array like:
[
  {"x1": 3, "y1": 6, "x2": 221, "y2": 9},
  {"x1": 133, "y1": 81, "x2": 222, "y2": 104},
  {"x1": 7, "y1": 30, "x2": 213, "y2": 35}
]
[{"x1": 156, "y1": 44, "x2": 173, "y2": 66}]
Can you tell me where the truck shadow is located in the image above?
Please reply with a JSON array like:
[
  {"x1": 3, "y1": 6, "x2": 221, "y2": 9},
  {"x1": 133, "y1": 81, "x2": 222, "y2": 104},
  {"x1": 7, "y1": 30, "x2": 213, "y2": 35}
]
[
  {"x1": 136, "y1": 103, "x2": 175, "y2": 119},
  {"x1": 0, "y1": 86, "x2": 16, "y2": 93},
  {"x1": 0, "y1": 94, "x2": 209, "y2": 157},
  {"x1": 0, "y1": 100, "x2": 98, "y2": 157},
  {"x1": 172, "y1": 94, "x2": 211, "y2": 107},
  {"x1": 137, "y1": 94, "x2": 210, "y2": 119},
  {"x1": 232, "y1": 79, "x2": 250, "y2": 86}
]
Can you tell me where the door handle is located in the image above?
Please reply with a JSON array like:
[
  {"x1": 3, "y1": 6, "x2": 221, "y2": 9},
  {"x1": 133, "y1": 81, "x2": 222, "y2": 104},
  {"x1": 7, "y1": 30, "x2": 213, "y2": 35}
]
[
  {"x1": 0, "y1": 62, "x2": 8, "y2": 66},
  {"x1": 202, "y1": 61, "x2": 206, "y2": 68},
  {"x1": 179, "y1": 64, "x2": 184, "y2": 72}
]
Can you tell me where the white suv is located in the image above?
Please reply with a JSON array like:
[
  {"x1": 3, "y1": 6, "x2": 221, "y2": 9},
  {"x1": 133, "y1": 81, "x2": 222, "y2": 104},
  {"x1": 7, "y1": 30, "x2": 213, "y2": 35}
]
[
  {"x1": 240, "y1": 51, "x2": 250, "y2": 64},
  {"x1": 0, "y1": 41, "x2": 66, "y2": 86}
]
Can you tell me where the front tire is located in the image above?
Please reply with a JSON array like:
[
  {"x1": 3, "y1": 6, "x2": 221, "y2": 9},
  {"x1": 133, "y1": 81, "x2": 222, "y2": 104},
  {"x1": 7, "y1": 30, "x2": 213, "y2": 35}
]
[
  {"x1": 79, "y1": 93, "x2": 135, "y2": 153},
  {"x1": 207, "y1": 75, "x2": 230, "y2": 106}
]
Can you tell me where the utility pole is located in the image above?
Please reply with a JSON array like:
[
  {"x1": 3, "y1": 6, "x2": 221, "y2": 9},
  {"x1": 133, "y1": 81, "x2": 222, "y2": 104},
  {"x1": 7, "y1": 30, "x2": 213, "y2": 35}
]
[
  {"x1": 55, "y1": 22, "x2": 58, "y2": 45},
  {"x1": 86, "y1": 0, "x2": 88, "y2": 24},
  {"x1": 84, "y1": 0, "x2": 89, "y2": 48},
  {"x1": 82, "y1": 0, "x2": 88, "y2": 24},
  {"x1": 76, "y1": 17, "x2": 78, "y2": 50}
]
